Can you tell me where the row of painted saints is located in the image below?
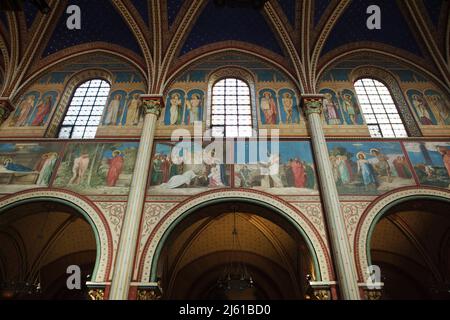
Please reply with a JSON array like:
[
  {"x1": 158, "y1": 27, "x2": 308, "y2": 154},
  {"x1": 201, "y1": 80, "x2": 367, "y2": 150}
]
[{"x1": 7, "y1": 87, "x2": 449, "y2": 128}]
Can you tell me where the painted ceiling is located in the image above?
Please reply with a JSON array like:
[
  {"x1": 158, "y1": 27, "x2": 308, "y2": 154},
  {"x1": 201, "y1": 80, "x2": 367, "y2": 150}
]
[{"x1": 0, "y1": 0, "x2": 448, "y2": 95}]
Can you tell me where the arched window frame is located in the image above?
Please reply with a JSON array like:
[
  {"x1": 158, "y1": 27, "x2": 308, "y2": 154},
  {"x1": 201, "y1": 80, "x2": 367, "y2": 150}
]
[
  {"x1": 350, "y1": 67, "x2": 422, "y2": 137},
  {"x1": 46, "y1": 69, "x2": 113, "y2": 138},
  {"x1": 206, "y1": 67, "x2": 258, "y2": 138}
]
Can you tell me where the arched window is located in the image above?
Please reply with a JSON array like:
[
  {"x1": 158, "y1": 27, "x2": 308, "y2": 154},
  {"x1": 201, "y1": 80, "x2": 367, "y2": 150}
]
[
  {"x1": 211, "y1": 78, "x2": 252, "y2": 137},
  {"x1": 58, "y1": 79, "x2": 111, "y2": 139},
  {"x1": 354, "y1": 78, "x2": 408, "y2": 138}
]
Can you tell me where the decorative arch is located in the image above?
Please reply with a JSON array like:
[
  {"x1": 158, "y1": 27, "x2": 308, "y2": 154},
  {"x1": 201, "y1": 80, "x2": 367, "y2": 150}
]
[
  {"x1": 316, "y1": 47, "x2": 449, "y2": 95},
  {"x1": 354, "y1": 187, "x2": 450, "y2": 281},
  {"x1": 44, "y1": 69, "x2": 114, "y2": 138},
  {"x1": 138, "y1": 189, "x2": 333, "y2": 283},
  {"x1": 15, "y1": 45, "x2": 147, "y2": 99},
  {"x1": 166, "y1": 45, "x2": 298, "y2": 91},
  {"x1": 0, "y1": 189, "x2": 114, "y2": 282},
  {"x1": 350, "y1": 66, "x2": 422, "y2": 137}
]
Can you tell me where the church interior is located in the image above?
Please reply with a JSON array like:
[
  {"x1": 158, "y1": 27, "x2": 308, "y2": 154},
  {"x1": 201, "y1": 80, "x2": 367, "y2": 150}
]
[{"x1": 0, "y1": 0, "x2": 449, "y2": 300}]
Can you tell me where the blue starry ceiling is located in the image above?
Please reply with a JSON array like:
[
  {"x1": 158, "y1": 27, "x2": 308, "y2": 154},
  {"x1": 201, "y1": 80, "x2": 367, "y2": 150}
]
[
  {"x1": 23, "y1": 0, "x2": 39, "y2": 29},
  {"x1": 277, "y1": 0, "x2": 296, "y2": 26},
  {"x1": 313, "y1": 0, "x2": 329, "y2": 26},
  {"x1": 322, "y1": 0, "x2": 423, "y2": 57},
  {"x1": 180, "y1": 0, "x2": 284, "y2": 56},
  {"x1": 423, "y1": 0, "x2": 444, "y2": 28},
  {"x1": 167, "y1": 0, "x2": 185, "y2": 26},
  {"x1": 130, "y1": 0, "x2": 149, "y2": 25},
  {"x1": 43, "y1": 0, "x2": 142, "y2": 57}
]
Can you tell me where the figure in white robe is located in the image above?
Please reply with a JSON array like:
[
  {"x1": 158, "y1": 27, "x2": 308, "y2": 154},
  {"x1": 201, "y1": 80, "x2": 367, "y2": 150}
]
[
  {"x1": 104, "y1": 95, "x2": 122, "y2": 125},
  {"x1": 160, "y1": 170, "x2": 197, "y2": 189}
]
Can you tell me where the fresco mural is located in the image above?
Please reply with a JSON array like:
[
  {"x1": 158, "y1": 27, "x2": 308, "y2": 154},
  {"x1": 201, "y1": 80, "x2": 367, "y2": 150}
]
[
  {"x1": 148, "y1": 141, "x2": 231, "y2": 195},
  {"x1": 9, "y1": 91, "x2": 59, "y2": 127},
  {"x1": 327, "y1": 141, "x2": 415, "y2": 195},
  {"x1": 277, "y1": 89, "x2": 300, "y2": 124},
  {"x1": 424, "y1": 89, "x2": 450, "y2": 125},
  {"x1": 319, "y1": 89, "x2": 344, "y2": 125},
  {"x1": 234, "y1": 141, "x2": 317, "y2": 195},
  {"x1": 337, "y1": 89, "x2": 364, "y2": 125},
  {"x1": 53, "y1": 142, "x2": 138, "y2": 194},
  {"x1": 164, "y1": 89, "x2": 186, "y2": 126},
  {"x1": 404, "y1": 141, "x2": 450, "y2": 189},
  {"x1": 160, "y1": 53, "x2": 302, "y2": 131},
  {"x1": 184, "y1": 89, "x2": 204, "y2": 124},
  {"x1": 407, "y1": 90, "x2": 438, "y2": 125},
  {"x1": 0, "y1": 143, "x2": 61, "y2": 192},
  {"x1": 100, "y1": 89, "x2": 146, "y2": 127},
  {"x1": 259, "y1": 89, "x2": 280, "y2": 125}
]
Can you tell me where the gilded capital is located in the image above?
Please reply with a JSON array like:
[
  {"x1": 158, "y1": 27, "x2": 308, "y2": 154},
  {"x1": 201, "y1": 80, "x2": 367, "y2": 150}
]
[
  {"x1": 141, "y1": 95, "x2": 164, "y2": 118},
  {"x1": 301, "y1": 95, "x2": 324, "y2": 117},
  {"x1": 88, "y1": 288, "x2": 105, "y2": 300},
  {"x1": 0, "y1": 98, "x2": 13, "y2": 126}
]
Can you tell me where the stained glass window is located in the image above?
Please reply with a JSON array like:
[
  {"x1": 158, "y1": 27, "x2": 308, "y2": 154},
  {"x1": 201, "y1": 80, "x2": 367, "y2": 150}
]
[
  {"x1": 354, "y1": 78, "x2": 408, "y2": 138},
  {"x1": 58, "y1": 79, "x2": 111, "y2": 139},
  {"x1": 211, "y1": 78, "x2": 252, "y2": 137}
]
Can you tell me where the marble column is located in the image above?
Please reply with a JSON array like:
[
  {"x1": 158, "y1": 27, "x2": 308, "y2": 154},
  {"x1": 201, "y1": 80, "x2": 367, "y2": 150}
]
[
  {"x1": 302, "y1": 94, "x2": 360, "y2": 300},
  {"x1": 109, "y1": 95, "x2": 163, "y2": 300},
  {"x1": 0, "y1": 98, "x2": 13, "y2": 126}
]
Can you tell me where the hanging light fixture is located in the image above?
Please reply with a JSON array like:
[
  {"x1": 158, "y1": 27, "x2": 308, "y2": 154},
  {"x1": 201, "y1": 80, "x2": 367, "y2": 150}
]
[{"x1": 216, "y1": 208, "x2": 254, "y2": 293}]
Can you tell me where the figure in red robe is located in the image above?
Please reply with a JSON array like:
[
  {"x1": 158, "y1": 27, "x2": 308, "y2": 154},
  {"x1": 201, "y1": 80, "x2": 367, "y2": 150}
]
[
  {"x1": 161, "y1": 155, "x2": 171, "y2": 183},
  {"x1": 107, "y1": 150, "x2": 124, "y2": 187},
  {"x1": 291, "y1": 158, "x2": 306, "y2": 188},
  {"x1": 31, "y1": 96, "x2": 53, "y2": 126}
]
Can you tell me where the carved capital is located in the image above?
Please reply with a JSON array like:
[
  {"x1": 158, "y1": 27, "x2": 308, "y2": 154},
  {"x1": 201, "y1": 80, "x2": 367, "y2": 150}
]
[
  {"x1": 88, "y1": 288, "x2": 105, "y2": 300},
  {"x1": 0, "y1": 98, "x2": 13, "y2": 126},
  {"x1": 141, "y1": 95, "x2": 164, "y2": 118},
  {"x1": 301, "y1": 95, "x2": 324, "y2": 117},
  {"x1": 137, "y1": 288, "x2": 162, "y2": 300},
  {"x1": 364, "y1": 289, "x2": 383, "y2": 300}
]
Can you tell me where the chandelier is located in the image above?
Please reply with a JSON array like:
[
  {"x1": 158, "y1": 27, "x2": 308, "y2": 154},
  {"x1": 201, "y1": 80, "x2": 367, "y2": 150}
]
[
  {"x1": 0, "y1": 281, "x2": 41, "y2": 300},
  {"x1": 216, "y1": 209, "x2": 254, "y2": 292}
]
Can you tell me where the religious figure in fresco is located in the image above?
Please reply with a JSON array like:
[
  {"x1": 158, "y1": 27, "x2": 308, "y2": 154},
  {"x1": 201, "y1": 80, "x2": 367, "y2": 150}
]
[
  {"x1": 125, "y1": 94, "x2": 143, "y2": 126},
  {"x1": 412, "y1": 94, "x2": 433, "y2": 125},
  {"x1": 151, "y1": 154, "x2": 164, "y2": 185},
  {"x1": 289, "y1": 158, "x2": 306, "y2": 188},
  {"x1": 393, "y1": 156, "x2": 412, "y2": 179},
  {"x1": 13, "y1": 96, "x2": 36, "y2": 127},
  {"x1": 427, "y1": 94, "x2": 450, "y2": 125},
  {"x1": 161, "y1": 170, "x2": 198, "y2": 189},
  {"x1": 437, "y1": 146, "x2": 450, "y2": 178},
  {"x1": 356, "y1": 152, "x2": 377, "y2": 190},
  {"x1": 185, "y1": 93, "x2": 202, "y2": 124},
  {"x1": 339, "y1": 92, "x2": 358, "y2": 125},
  {"x1": 281, "y1": 92, "x2": 294, "y2": 124},
  {"x1": 31, "y1": 96, "x2": 53, "y2": 126},
  {"x1": 336, "y1": 155, "x2": 351, "y2": 184},
  {"x1": 169, "y1": 92, "x2": 183, "y2": 125},
  {"x1": 324, "y1": 93, "x2": 341, "y2": 125},
  {"x1": 35, "y1": 152, "x2": 58, "y2": 186},
  {"x1": 260, "y1": 152, "x2": 284, "y2": 188},
  {"x1": 260, "y1": 92, "x2": 278, "y2": 124},
  {"x1": 2, "y1": 158, "x2": 33, "y2": 172},
  {"x1": 208, "y1": 164, "x2": 225, "y2": 187},
  {"x1": 238, "y1": 165, "x2": 252, "y2": 187},
  {"x1": 106, "y1": 150, "x2": 124, "y2": 187},
  {"x1": 370, "y1": 148, "x2": 392, "y2": 183},
  {"x1": 68, "y1": 153, "x2": 90, "y2": 185},
  {"x1": 104, "y1": 94, "x2": 122, "y2": 126}
]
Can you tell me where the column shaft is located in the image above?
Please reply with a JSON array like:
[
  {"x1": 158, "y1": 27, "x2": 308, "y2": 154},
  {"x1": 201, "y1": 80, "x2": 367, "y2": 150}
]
[
  {"x1": 302, "y1": 95, "x2": 360, "y2": 300},
  {"x1": 109, "y1": 95, "x2": 163, "y2": 300}
]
